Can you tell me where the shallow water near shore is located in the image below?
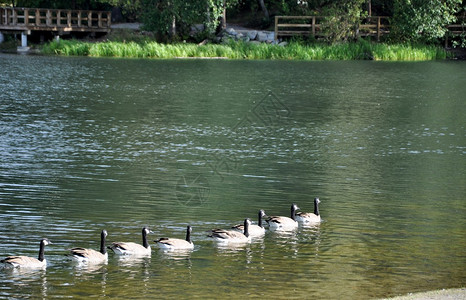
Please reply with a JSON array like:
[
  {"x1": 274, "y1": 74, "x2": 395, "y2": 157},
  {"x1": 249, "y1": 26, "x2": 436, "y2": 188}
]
[{"x1": 0, "y1": 54, "x2": 465, "y2": 299}]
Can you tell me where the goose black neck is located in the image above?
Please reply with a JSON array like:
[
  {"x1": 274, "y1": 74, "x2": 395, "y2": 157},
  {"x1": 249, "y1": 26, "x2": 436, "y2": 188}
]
[
  {"x1": 142, "y1": 228, "x2": 149, "y2": 249},
  {"x1": 185, "y1": 226, "x2": 192, "y2": 243},
  {"x1": 100, "y1": 231, "x2": 107, "y2": 254},
  {"x1": 314, "y1": 198, "x2": 320, "y2": 216},
  {"x1": 38, "y1": 240, "x2": 46, "y2": 262},
  {"x1": 243, "y1": 219, "x2": 249, "y2": 238},
  {"x1": 258, "y1": 211, "x2": 263, "y2": 228},
  {"x1": 291, "y1": 205, "x2": 297, "y2": 221}
]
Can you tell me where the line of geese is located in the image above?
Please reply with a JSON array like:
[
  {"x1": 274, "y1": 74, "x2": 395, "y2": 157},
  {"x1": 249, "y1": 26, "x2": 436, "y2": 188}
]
[{"x1": 1, "y1": 198, "x2": 321, "y2": 269}]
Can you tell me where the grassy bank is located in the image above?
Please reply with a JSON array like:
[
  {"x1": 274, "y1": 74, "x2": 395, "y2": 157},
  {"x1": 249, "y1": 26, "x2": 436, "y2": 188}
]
[{"x1": 41, "y1": 39, "x2": 449, "y2": 61}]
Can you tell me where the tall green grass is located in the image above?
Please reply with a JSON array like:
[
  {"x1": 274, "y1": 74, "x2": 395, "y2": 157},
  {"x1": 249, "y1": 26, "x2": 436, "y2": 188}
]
[{"x1": 41, "y1": 39, "x2": 448, "y2": 61}]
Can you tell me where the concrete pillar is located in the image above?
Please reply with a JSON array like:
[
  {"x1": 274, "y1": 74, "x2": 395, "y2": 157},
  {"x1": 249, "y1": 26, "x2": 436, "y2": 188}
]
[
  {"x1": 21, "y1": 31, "x2": 28, "y2": 47},
  {"x1": 18, "y1": 31, "x2": 30, "y2": 53}
]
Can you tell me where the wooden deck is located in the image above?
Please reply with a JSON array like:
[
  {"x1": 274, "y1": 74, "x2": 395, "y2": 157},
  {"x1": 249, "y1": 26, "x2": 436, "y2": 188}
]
[{"x1": 0, "y1": 7, "x2": 111, "y2": 33}]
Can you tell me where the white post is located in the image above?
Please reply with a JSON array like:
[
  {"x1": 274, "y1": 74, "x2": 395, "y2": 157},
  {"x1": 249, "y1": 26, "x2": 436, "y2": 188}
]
[
  {"x1": 21, "y1": 31, "x2": 27, "y2": 47},
  {"x1": 18, "y1": 31, "x2": 30, "y2": 52}
]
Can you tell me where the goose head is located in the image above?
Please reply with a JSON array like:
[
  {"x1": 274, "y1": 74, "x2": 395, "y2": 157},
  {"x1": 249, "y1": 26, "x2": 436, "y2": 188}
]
[
  {"x1": 41, "y1": 238, "x2": 52, "y2": 246},
  {"x1": 259, "y1": 209, "x2": 267, "y2": 218}
]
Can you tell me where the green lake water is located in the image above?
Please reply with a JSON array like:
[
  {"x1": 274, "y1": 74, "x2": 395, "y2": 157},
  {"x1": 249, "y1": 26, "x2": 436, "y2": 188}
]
[{"x1": 0, "y1": 53, "x2": 465, "y2": 299}]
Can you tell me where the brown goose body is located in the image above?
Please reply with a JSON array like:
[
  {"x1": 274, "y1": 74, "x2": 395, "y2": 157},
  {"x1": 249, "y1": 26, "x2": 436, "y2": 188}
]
[
  {"x1": 109, "y1": 227, "x2": 152, "y2": 256},
  {"x1": 1, "y1": 239, "x2": 51, "y2": 269},
  {"x1": 156, "y1": 226, "x2": 194, "y2": 250},
  {"x1": 266, "y1": 204, "x2": 300, "y2": 231},
  {"x1": 69, "y1": 230, "x2": 108, "y2": 264}
]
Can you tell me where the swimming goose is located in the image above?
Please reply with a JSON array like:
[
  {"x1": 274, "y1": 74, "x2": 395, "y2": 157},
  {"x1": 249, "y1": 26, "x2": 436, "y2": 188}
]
[
  {"x1": 209, "y1": 218, "x2": 251, "y2": 243},
  {"x1": 69, "y1": 230, "x2": 108, "y2": 264},
  {"x1": 156, "y1": 226, "x2": 194, "y2": 251},
  {"x1": 1, "y1": 238, "x2": 51, "y2": 269},
  {"x1": 296, "y1": 197, "x2": 321, "y2": 224},
  {"x1": 266, "y1": 203, "x2": 300, "y2": 231},
  {"x1": 109, "y1": 227, "x2": 152, "y2": 256},
  {"x1": 232, "y1": 210, "x2": 267, "y2": 237}
]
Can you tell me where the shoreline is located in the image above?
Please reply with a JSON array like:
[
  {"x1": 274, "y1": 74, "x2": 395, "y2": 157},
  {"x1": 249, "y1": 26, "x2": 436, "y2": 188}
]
[{"x1": 382, "y1": 288, "x2": 466, "y2": 300}]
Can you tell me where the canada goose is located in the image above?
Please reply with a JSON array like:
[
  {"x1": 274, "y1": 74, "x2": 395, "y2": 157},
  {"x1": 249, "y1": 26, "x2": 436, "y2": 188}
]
[
  {"x1": 266, "y1": 203, "x2": 300, "y2": 231},
  {"x1": 68, "y1": 230, "x2": 108, "y2": 264},
  {"x1": 156, "y1": 226, "x2": 194, "y2": 251},
  {"x1": 232, "y1": 210, "x2": 267, "y2": 237},
  {"x1": 109, "y1": 227, "x2": 152, "y2": 256},
  {"x1": 1, "y1": 238, "x2": 51, "y2": 268},
  {"x1": 209, "y1": 218, "x2": 251, "y2": 243},
  {"x1": 296, "y1": 197, "x2": 321, "y2": 224}
]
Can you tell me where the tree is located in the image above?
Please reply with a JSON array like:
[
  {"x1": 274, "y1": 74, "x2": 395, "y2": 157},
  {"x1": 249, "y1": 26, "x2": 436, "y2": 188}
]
[
  {"x1": 391, "y1": 0, "x2": 462, "y2": 43},
  {"x1": 320, "y1": 0, "x2": 367, "y2": 43},
  {"x1": 99, "y1": 0, "x2": 143, "y2": 20},
  {"x1": 258, "y1": 0, "x2": 269, "y2": 20},
  {"x1": 140, "y1": 0, "x2": 241, "y2": 41}
]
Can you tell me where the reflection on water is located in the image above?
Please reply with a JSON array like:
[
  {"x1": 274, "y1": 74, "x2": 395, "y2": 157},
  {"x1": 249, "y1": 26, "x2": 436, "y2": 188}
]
[
  {"x1": 1, "y1": 267, "x2": 48, "y2": 298},
  {"x1": 0, "y1": 54, "x2": 465, "y2": 299}
]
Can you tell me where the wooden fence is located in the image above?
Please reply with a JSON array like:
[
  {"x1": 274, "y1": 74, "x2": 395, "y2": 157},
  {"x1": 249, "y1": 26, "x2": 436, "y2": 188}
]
[
  {"x1": 275, "y1": 16, "x2": 390, "y2": 41},
  {"x1": 275, "y1": 15, "x2": 466, "y2": 43},
  {"x1": 0, "y1": 7, "x2": 111, "y2": 32}
]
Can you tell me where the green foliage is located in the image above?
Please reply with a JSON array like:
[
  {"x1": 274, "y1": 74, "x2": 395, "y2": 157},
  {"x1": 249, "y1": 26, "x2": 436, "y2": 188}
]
[
  {"x1": 0, "y1": 34, "x2": 18, "y2": 50},
  {"x1": 320, "y1": 0, "x2": 367, "y2": 44},
  {"x1": 391, "y1": 0, "x2": 462, "y2": 43},
  {"x1": 41, "y1": 39, "x2": 448, "y2": 61},
  {"x1": 140, "y1": 0, "x2": 230, "y2": 42}
]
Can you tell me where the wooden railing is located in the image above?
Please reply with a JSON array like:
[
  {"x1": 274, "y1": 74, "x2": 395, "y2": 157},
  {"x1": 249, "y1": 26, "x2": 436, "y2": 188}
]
[
  {"x1": 445, "y1": 17, "x2": 466, "y2": 47},
  {"x1": 274, "y1": 16, "x2": 324, "y2": 40},
  {"x1": 446, "y1": 17, "x2": 465, "y2": 34},
  {"x1": 359, "y1": 16, "x2": 390, "y2": 40},
  {"x1": 275, "y1": 15, "x2": 466, "y2": 43},
  {"x1": 275, "y1": 16, "x2": 390, "y2": 41},
  {"x1": 0, "y1": 7, "x2": 111, "y2": 32}
]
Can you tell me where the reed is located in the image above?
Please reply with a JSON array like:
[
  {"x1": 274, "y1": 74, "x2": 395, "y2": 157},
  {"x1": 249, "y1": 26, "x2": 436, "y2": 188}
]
[{"x1": 41, "y1": 39, "x2": 449, "y2": 61}]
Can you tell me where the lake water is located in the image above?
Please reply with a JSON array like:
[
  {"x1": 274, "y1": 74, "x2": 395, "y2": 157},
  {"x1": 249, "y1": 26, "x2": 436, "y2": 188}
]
[{"x1": 0, "y1": 53, "x2": 465, "y2": 299}]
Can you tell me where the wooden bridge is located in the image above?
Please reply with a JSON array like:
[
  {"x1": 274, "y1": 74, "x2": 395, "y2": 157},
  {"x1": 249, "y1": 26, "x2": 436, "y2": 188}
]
[
  {"x1": 0, "y1": 7, "x2": 111, "y2": 33},
  {"x1": 0, "y1": 7, "x2": 111, "y2": 50}
]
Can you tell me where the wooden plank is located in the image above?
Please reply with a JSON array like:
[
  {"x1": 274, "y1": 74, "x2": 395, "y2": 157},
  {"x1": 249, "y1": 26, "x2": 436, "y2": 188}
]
[
  {"x1": 278, "y1": 31, "x2": 315, "y2": 35},
  {"x1": 24, "y1": 9, "x2": 29, "y2": 26},
  {"x1": 277, "y1": 24, "x2": 313, "y2": 28},
  {"x1": 67, "y1": 10, "x2": 71, "y2": 27},
  {"x1": 277, "y1": 15, "x2": 324, "y2": 20}
]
